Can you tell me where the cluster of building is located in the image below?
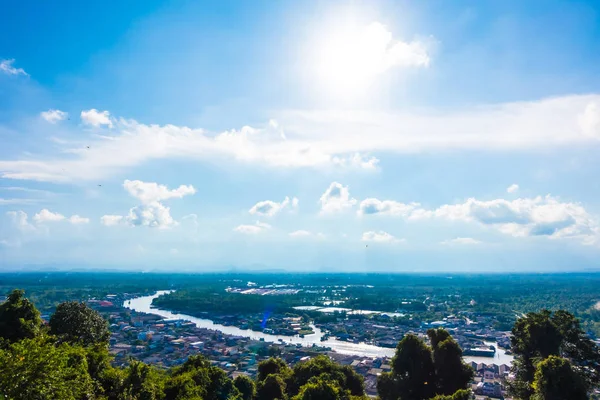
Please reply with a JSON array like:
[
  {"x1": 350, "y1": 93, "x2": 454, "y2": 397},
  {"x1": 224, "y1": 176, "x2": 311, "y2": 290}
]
[
  {"x1": 225, "y1": 285, "x2": 301, "y2": 296},
  {"x1": 100, "y1": 305, "x2": 331, "y2": 378},
  {"x1": 314, "y1": 311, "x2": 512, "y2": 355},
  {"x1": 88, "y1": 293, "x2": 514, "y2": 399}
]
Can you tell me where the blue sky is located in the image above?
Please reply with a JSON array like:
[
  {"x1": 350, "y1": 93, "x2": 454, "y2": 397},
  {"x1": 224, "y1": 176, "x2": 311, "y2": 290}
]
[{"x1": 1, "y1": 0, "x2": 600, "y2": 272}]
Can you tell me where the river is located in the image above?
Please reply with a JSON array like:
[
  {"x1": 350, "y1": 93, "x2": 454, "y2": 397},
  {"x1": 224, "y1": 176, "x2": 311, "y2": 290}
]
[{"x1": 124, "y1": 291, "x2": 513, "y2": 365}]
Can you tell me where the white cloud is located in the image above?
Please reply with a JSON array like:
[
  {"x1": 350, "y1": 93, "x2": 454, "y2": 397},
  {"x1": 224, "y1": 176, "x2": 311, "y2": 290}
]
[
  {"x1": 289, "y1": 230, "x2": 312, "y2": 237},
  {"x1": 332, "y1": 153, "x2": 379, "y2": 170},
  {"x1": 125, "y1": 202, "x2": 176, "y2": 229},
  {"x1": 507, "y1": 184, "x2": 519, "y2": 193},
  {"x1": 123, "y1": 180, "x2": 196, "y2": 204},
  {"x1": 356, "y1": 192, "x2": 598, "y2": 244},
  {"x1": 40, "y1": 109, "x2": 68, "y2": 124},
  {"x1": 578, "y1": 102, "x2": 600, "y2": 139},
  {"x1": 359, "y1": 198, "x2": 421, "y2": 216},
  {"x1": 319, "y1": 182, "x2": 357, "y2": 213},
  {"x1": 68, "y1": 215, "x2": 90, "y2": 224},
  {"x1": 234, "y1": 221, "x2": 271, "y2": 234},
  {"x1": 31, "y1": 209, "x2": 88, "y2": 225},
  {"x1": 415, "y1": 195, "x2": 598, "y2": 243},
  {"x1": 0, "y1": 59, "x2": 28, "y2": 76},
  {"x1": 101, "y1": 180, "x2": 194, "y2": 229},
  {"x1": 441, "y1": 237, "x2": 481, "y2": 245},
  {"x1": 81, "y1": 109, "x2": 112, "y2": 127},
  {"x1": 3, "y1": 94, "x2": 600, "y2": 183},
  {"x1": 33, "y1": 209, "x2": 65, "y2": 223},
  {"x1": 361, "y1": 230, "x2": 404, "y2": 243},
  {"x1": 101, "y1": 215, "x2": 124, "y2": 226},
  {"x1": 249, "y1": 196, "x2": 298, "y2": 217},
  {"x1": 7, "y1": 210, "x2": 36, "y2": 232}
]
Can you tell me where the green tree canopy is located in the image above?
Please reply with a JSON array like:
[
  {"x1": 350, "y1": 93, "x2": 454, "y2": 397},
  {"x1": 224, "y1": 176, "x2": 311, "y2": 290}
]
[
  {"x1": 0, "y1": 336, "x2": 94, "y2": 400},
  {"x1": 257, "y1": 357, "x2": 292, "y2": 382},
  {"x1": 292, "y1": 376, "x2": 343, "y2": 400},
  {"x1": 531, "y1": 356, "x2": 588, "y2": 400},
  {"x1": 122, "y1": 359, "x2": 167, "y2": 400},
  {"x1": 287, "y1": 355, "x2": 364, "y2": 397},
  {"x1": 171, "y1": 355, "x2": 241, "y2": 400},
  {"x1": 509, "y1": 310, "x2": 600, "y2": 399},
  {"x1": 427, "y1": 329, "x2": 473, "y2": 395},
  {"x1": 0, "y1": 289, "x2": 42, "y2": 344},
  {"x1": 430, "y1": 389, "x2": 472, "y2": 400},
  {"x1": 379, "y1": 333, "x2": 436, "y2": 400},
  {"x1": 234, "y1": 374, "x2": 256, "y2": 400},
  {"x1": 256, "y1": 373, "x2": 287, "y2": 400},
  {"x1": 49, "y1": 301, "x2": 110, "y2": 346}
]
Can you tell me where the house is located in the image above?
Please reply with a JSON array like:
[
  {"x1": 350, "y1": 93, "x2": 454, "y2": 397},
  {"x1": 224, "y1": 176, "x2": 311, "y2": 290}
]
[
  {"x1": 483, "y1": 368, "x2": 495, "y2": 380},
  {"x1": 476, "y1": 381, "x2": 502, "y2": 397}
]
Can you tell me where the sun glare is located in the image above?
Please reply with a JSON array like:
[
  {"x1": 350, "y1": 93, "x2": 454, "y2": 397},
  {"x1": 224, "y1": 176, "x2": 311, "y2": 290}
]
[{"x1": 312, "y1": 21, "x2": 430, "y2": 97}]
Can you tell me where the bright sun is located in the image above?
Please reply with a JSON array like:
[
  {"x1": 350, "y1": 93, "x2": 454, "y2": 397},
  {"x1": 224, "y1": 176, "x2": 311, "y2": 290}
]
[{"x1": 312, "y1": 21, "x2": 430, "y2": 97}]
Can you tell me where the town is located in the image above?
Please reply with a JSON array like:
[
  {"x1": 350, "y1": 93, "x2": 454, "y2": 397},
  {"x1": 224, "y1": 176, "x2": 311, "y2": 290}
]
[{"x1": 89, "y1": 290, "x2": 514, "y2": 399}]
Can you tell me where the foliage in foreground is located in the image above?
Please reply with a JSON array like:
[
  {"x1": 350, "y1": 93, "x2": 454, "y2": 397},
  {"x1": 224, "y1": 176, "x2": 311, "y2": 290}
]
[
  {"x1": 377, "y1": 330, "x2": 473, "y2": 400},
  {"x1": 509, "y1": 309, "x2": 600, "y2": 400}
]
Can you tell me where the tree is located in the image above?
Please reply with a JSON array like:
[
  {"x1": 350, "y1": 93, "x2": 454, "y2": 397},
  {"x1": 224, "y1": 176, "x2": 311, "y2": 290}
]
[
  {"x1": 427, "y1": 329, "x2": 473, "y2": 395},
  {"x1": 0, "y1": 289, "x2": 42, "y2": 343},
  {"x1": 531, "y1": 356, "x2": 587, "y2": 400},
  {"x1": 430, "y1": 389, "x2": 472, "y2": 400},
  {"x1": 49, "y1": 301, "x2": 110, "y2": 346},
  {"x1": 292, "y1": 377, "x2": 343, "y2": 400},
  {"x1": 122, "y1": 359, "x2": 166, "y2": 400},
  {"x1": 98, "y1": 366, "x2": 127, "y2": 400},
  {"x1": 171, "y1": 355, "x2": 240, "y2": 400},
  {"x1": 509, "y1": 310, "x2": 600, "y2": 399},
  {"x1": 256, "y1": 373, "x2": 287, "y2": 400},
  {"x1": 0, "y1": 336, "x2": 94, "y2": 400},
  {"x1": 378, "y1": 334, "x2": 436, "y2": 400},
  {"x1": 257, "y1": 357, "x2": 292, "y2": 382},
  {"x1": 287, "y1": 355, "x2": 364, "y2": 397},
  {"x1": 164, "y1": 372, "x2": 205, "y2": 400},
  {"x1": 234, "y1": 374, "x2": 256, "y2": 400}
]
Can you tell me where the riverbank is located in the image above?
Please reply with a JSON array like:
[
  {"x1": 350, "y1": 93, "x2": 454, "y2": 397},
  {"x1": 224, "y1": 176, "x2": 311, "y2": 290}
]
[{"x1": 124, "y1": 290, "x2": 513, "y2": 365}]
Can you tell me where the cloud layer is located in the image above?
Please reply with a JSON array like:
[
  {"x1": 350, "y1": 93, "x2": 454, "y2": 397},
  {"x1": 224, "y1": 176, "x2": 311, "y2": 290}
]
[
  {"x1": 3, "y1": 94, "x2": 600, "y2": 183},
  {"x1": 362, "y1": 194, "x2": 598, "y2": 243}
]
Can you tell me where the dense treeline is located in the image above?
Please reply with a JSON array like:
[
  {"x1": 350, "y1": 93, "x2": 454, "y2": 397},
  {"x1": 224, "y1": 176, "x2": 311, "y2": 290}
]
[{"x1": 1, "y1": 288, "x2": 599, "y2": 399}]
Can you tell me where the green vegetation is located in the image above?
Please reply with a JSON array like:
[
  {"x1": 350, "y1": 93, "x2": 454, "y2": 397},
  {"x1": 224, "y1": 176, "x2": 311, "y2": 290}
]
[
  {"x1": 50, "y1": 301, "x2": 111, "y2": 346},
  {"x1": 0, "y1": 289, "x2": 41, "y2": 343},
  {"x1": 377, "y1": 331, "x2": 473, "y2": 400},
  {"x1": 508, "y1": 309, "x2": 600, "y2": 399},
  {"x1": 255, "y1": 355, "x2": 368, "y2": 400}
]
